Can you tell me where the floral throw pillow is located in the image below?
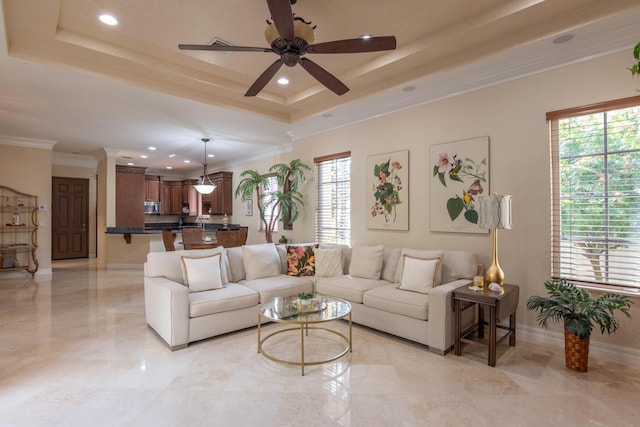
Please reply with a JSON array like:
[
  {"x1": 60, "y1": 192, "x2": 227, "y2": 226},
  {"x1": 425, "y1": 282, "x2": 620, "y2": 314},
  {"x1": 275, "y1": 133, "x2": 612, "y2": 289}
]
[{"x1": 286, "y1": 245, "x2": 317, "y2": 276}]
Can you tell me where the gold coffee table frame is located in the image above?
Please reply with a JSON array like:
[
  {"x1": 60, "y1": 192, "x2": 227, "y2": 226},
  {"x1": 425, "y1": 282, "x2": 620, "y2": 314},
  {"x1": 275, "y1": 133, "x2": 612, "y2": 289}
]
[{"x1": 257, "y1": 294, "x2": 352, "y2": 376}]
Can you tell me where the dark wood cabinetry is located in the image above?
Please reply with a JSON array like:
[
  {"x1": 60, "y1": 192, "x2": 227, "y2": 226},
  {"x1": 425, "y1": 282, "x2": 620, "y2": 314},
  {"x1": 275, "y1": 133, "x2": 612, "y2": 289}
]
[
  {"x1": 181, "y1": 179, "x2": 198, "y2": 216},
  {"x1": 201, "y1": 172, "x2": 233, "y2": 215},
  {"x1": 161, "y1": 181, "x2": 182, "y2": 215},
  {"x1": 145, "y1": 175, "x2": 161, "y2": 202},
  {"x1": 116, "y1": 165, "x2": 146, "y2": 228}
]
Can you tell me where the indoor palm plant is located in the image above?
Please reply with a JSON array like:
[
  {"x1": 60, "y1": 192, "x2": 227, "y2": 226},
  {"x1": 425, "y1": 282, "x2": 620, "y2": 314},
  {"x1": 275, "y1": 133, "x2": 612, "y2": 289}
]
[
  {"x1": 234, "y1": 159, "x2": 311, "y2": 243},
  {"x1": 527, "y1": 279, "x2": 632, "y2": 372}
]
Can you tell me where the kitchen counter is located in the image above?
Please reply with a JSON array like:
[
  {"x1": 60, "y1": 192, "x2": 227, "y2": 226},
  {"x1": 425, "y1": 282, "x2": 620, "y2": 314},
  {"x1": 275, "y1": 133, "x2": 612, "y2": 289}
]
[{"x1": 105, "y1": 223, "x2": 240, "y2": 244}]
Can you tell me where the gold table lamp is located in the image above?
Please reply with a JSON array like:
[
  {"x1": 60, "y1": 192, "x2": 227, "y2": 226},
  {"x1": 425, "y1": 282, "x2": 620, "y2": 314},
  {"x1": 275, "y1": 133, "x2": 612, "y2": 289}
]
[{"x1": 478, "y1": 193, "x2": 512, "y2": 286}]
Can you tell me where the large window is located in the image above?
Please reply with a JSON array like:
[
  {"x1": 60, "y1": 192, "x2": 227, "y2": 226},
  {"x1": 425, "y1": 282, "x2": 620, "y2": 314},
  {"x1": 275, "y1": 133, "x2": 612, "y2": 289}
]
[
  {"x1": 314, "y1": 152, "x2": 351, "y2": 244},
  {"x1": 548, "y1": 96, "x2": 640, "y2": 290}
]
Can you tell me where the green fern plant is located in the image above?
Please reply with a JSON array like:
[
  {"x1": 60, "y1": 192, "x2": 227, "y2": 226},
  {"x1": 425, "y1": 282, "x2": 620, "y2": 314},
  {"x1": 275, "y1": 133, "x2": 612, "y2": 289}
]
[
  {"x1": 631, "y1": 42, "x2": 640, "y2": 77},
  {"x1": 527, "y1": 279, "x2": 632, "y2": 339}
]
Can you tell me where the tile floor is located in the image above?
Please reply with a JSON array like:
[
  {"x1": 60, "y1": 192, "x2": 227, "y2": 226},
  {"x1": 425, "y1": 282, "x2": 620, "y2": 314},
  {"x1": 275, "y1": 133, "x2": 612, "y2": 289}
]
[{"x1": 1, "y1": 260, "x2": 639, "y2": 427}]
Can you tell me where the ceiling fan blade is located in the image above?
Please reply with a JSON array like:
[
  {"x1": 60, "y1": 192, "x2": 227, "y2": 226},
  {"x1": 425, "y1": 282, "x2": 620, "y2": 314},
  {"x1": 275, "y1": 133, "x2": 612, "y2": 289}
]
[
  {"x1": 299, "y1": 58, "x2": 349, "y2": 96},
  {"x1": 306, "y1": 36, "x2": 397, "y2": 54},
  {"x1": 245, "y1": 59, "x2": 284, "y2": 97},
  {"x1": 267, "y1": 0, "x2": 294, "y2": 41},
  {"x1": 179, "y1": 44, "x2": 272, "y2": 53}
]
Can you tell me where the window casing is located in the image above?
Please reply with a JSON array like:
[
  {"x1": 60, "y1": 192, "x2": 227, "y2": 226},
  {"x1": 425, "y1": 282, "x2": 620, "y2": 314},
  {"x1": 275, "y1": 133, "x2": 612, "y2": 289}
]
[
  {"x1": 315, "y1": 152, "x2": 351, "y2": 244},
  {"x1": 548, "y1": 96, "x2": 640, "y2": 290}
]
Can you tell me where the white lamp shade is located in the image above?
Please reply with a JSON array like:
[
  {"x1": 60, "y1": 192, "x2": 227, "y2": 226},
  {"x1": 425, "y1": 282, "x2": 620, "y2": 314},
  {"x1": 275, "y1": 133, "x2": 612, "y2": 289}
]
[
  {"x1": 194, "y1": 184, "x2": 216, "y2": 194},
  {"x1": 478, "y1": 194, "x2": 512, "y2": 229}
]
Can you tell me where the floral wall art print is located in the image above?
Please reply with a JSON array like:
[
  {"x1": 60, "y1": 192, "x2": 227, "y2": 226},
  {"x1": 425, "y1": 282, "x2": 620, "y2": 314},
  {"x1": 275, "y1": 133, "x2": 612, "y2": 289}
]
[
  {"x1": 430, "y1": 137, "x2": 489, "y2": 233},
  {"x1": 367, "y1": 150, "x2": 409, "y2": 231}
]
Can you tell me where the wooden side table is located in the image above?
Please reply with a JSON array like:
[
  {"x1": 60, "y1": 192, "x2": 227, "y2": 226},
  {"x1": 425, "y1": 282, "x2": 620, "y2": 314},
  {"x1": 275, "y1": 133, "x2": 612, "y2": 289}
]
[{"x1": 453, "y1": 283, "x2": 519, "y2": 367}]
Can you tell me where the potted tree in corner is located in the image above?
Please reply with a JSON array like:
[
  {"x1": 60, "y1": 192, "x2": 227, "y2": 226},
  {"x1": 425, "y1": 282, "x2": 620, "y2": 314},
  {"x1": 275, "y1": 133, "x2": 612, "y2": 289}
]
[
  {"x1": 234, "y1": 159, "x2": 311, "y2": 243},
  {"x1": 527, "y1": 279, "x2": 633, "y2": 372}
]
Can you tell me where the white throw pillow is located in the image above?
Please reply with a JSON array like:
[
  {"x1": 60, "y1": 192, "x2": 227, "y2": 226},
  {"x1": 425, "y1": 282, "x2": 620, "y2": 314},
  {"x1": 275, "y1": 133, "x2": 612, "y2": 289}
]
[
  {"x1": 394, "y1": 249, "x2": 444, "y2": 284},
  {"x1": 398, "y1": 255, "x2": 442, "y2": 294},
  {"x1": 180, "y1": 253, "x2": 224, "y2": 292},
  {"x1": 242, "y1": 243, "x2": 281, "y2": 280},
  {"x1": 314, "y1": 247, "x2": 344, "y2": 277},
  {"x1": 349, "y1": 244, "x2": 384, "y2": 279}
]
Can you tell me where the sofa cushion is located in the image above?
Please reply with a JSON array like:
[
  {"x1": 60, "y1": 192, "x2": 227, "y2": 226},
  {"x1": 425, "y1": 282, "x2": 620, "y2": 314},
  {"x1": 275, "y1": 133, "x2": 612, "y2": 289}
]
[
  {"x1": 226, "y1": 246, "x2": 245, "y2": 282},
  {"x1": 180, "y1": 253, "x2": 224, "y2": 292},
  {"x1": 286, "y1": 245, "x2": 316, "y2": 276},
  {"x1": 398, "y1": 256, "x2": 442, "y2": 294},
  {"x1": 349, "y1": 244, "x2": 384, "y2": 279},
  {"x1": 242, "y1": 243, "x2": 281, "y2": 280},
  {"x1": 240, "y1": 274, "x2": 313, "y2": 302},
  {"x1": 189, "y1": 283, "x2": 260, "y2": 318},
  {"x1": 146, "y1": 247, "x2": 230, "y2": 285},
  {"x1": 318, "y1": 244, "x2": 351, "y2": 274},
  {"x1": 315, "y1": 275, "x2": 390, "y2": 304},
  {"x1": 314, "y1": 247, "x2": 344, "y2": 277},
  {"x1": 381, "y1": 246, "x2": 402, "y2": 282},
  {"x1": 363, "y1": 283, "x2": 430, "y2": 320},
  {"x1": 394, "y1": 249, "x2": 444, "y2": 284},
  {"x1": 441, "y1": 250, "x2": 478, "y2": 284}
]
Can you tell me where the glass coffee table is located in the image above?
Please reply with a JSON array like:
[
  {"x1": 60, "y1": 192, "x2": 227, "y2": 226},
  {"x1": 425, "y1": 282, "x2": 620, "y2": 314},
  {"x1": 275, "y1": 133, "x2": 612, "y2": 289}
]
[{"x1": 257, "y1": 294, "x2": 352, "y2": 376}]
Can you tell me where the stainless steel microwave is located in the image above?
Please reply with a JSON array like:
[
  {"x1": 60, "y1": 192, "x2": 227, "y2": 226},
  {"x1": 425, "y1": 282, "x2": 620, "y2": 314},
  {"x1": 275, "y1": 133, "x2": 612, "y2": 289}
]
[{"x1": 144, "y1": 201, "x2": 161, "y2": 215}]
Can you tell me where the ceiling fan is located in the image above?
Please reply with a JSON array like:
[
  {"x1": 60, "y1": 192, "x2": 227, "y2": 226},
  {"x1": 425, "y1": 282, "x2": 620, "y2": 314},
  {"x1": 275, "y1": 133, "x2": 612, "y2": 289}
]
[{"x1": 178, "y1": 0, "x2": 397, "y2": 97}]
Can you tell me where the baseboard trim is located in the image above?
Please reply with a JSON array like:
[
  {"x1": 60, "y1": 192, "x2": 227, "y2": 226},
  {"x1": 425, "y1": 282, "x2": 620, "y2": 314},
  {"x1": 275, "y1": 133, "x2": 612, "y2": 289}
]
[{"x1": 518, "y1": 324, "x2": 640, "y2": 365}]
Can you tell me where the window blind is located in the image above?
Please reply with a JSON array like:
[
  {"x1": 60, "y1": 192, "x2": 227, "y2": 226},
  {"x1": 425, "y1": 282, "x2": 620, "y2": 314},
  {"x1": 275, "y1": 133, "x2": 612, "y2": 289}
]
[
  {"x1": 314, "y1": 152, "x2": 351, "y2": 244},
  {"x1": 548, "y1": 96, "x2": 640, "y2": 289}
]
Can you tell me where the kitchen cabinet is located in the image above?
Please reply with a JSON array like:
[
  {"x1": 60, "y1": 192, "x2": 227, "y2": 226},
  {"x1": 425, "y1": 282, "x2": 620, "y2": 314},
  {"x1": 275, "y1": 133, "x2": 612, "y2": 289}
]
[
  {"x1": 161, "y1": 181, "x2": 182, "y2": 215},
  {"x1": 145, "y1": 175, "x2": 161, "y2": 201},
  {"x1": 116, "y1": 165, "x2": 146, "y2": 228},
  {"x1": 0, "y1": 185, "x2": 38, "y2": 277},
  {"x1": 182, "y1": 179, "x2": 198, "y2": 216},
  {"x1": 201, "y1": 172, "x2": 233, "y2": 215}
]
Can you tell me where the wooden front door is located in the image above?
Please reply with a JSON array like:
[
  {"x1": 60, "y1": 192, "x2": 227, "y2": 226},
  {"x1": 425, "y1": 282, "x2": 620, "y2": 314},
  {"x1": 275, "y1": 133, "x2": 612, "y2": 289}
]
[{"x1": 52, "y1": 177, "x2": 89, "y2": 260}]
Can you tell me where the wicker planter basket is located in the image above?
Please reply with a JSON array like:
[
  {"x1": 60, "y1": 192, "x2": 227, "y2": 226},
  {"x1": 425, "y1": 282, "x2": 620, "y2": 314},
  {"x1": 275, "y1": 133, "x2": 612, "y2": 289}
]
[{"x1": 564, "y1": 328, "x2": 590, "y2": 372}]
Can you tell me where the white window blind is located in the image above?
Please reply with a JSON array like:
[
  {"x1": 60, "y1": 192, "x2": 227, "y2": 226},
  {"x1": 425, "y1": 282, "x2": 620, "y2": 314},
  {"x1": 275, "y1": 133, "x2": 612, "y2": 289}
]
[
  {"x1": 315, "y1": 152, "x2": 351, "y2": 244},
  {"x1": 258, "y1": 174, "x2": 279, "y2": 232},
  {"x1": 548, "y1": 96, "x2": 640, "y2": 290}
]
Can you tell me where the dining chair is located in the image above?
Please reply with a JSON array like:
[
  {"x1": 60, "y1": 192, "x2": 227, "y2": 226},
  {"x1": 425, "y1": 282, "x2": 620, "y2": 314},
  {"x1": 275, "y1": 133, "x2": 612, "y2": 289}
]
[
  {"x1": 162, "y1": 229, "x2": 176, "y2": 251},
  {"x1": 181, "y1": 227, "x2": 203, "y2": 250},
  {"x1": 215, "y1": 226, "x2": 248, "y2": 248}
]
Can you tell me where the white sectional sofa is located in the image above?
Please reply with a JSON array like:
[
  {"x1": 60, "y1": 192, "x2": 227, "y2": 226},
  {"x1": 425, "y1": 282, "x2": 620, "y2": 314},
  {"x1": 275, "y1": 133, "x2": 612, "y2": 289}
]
[{"x1": 143, "y1": 243, "x2": 478, "y2": 353}]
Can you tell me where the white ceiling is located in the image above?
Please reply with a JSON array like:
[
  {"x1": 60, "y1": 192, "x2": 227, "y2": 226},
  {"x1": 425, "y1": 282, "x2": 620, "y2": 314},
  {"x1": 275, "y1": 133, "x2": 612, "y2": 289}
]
[{"x1": 1, "y1": 0, "x2": 640, "y2": 175}]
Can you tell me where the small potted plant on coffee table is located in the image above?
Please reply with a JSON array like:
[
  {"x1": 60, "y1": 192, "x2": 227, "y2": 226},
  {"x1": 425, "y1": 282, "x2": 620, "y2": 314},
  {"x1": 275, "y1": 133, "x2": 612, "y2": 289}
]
[
  {"x1": 527, "y1": 279, "x2": 632, "y2": 372},
  {"x1": 298, "y1": 292, "x2": 314, "y2": 309}
]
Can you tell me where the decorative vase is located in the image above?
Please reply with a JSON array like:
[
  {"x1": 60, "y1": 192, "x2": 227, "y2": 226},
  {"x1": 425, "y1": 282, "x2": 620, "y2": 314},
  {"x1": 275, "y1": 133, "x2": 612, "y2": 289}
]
[
  {"x1": 222, "y1": 214, "x2": 230, "y2": 229},
  {"x1": 564, "y1": 328, "x2": 589, "y2": 372}
]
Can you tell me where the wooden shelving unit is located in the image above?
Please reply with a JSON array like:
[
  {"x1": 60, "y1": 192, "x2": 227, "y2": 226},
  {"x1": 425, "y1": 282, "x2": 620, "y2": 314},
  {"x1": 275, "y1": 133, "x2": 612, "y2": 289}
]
[{"x1": 0, "y1": 185, "x2": 39, "y2": 277}]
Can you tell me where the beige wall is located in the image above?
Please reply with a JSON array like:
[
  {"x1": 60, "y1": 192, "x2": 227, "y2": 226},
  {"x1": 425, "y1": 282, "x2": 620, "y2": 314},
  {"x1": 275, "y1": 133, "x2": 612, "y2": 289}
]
[
  {"x1": 0, "y1": 142, "x2": 53, "y2": 273},
  {"x1": 51, "y1": 165, "x2": 98, "y2": 258},
  {"x1": 225, "y1": 50, "x2": 639, "y2": 352}
]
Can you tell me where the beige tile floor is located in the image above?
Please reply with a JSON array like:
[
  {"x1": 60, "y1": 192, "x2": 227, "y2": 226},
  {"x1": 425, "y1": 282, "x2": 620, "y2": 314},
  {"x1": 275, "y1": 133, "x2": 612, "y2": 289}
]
[{"x1": 1, "y1": 259, "x2": 639, "y2": 427}]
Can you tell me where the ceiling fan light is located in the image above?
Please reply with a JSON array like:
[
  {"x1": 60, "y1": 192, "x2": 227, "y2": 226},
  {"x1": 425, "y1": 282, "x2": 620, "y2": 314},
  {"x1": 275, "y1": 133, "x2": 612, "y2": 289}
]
[{"x1": 264, "y1": 20, "x2": 315, "y2": 45}]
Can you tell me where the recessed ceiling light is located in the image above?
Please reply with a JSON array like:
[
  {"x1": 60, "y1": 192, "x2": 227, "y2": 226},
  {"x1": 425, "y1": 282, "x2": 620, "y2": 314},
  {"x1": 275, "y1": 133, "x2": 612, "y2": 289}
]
[
  {"x1": 208, "y1": 154, "x2": 215, "y2": 158},
  {"x1": 360, "y1": 34, "x2": 372, "y2": 39},
  {"x1": 277, "y1": 77, "x2": 289, "y2": 85},
  {"x1": 140, "y1": 155, "x2": 148, "y2": 159},
  {"x1": 552, "y1": 34, "x2": 574, "y2": 44},
  {"x1": 127, "y1": 162, "x2": 134, "y2": 166},
  {"x1": 166, "y1": 166, "x2": 172, "y2": 169},
  {"x1": 169, "y1": 154, "x2": 176, "y2": 157},
  {"x1": 98, "y1": 14, "x2": 118, "y2": 26},
  {"x1": 184, "y1": 160, "x2": 191, "y2": 163},
  {"x1": 148, "y1": 147, "x2": 156, "y2": 151}
]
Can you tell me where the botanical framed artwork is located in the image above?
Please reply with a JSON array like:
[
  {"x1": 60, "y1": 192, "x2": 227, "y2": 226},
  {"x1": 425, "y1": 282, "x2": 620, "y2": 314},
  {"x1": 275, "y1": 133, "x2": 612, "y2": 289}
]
[
  {"x1": 430, "y1": 137, "x2": 489, "y2": 233},
  {"x1": 367, "y1": 150, "x2": 409, "y2": 230},
  {"x1": 244, "y1": 198, "x2": 253, "y2": 216}
]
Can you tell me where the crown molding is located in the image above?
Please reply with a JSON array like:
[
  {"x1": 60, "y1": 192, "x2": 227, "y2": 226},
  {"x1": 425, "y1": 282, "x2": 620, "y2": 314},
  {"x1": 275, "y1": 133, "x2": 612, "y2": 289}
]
[{"x1": 0, "y1": 135, "x2": 57, "y2": 150}]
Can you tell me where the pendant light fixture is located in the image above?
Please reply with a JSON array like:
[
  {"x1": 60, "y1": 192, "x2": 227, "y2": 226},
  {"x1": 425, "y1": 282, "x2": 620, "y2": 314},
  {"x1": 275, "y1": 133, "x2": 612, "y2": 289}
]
[{"x1": 194, "y1": 138, "x2": 217, "y2": 195}]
